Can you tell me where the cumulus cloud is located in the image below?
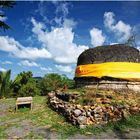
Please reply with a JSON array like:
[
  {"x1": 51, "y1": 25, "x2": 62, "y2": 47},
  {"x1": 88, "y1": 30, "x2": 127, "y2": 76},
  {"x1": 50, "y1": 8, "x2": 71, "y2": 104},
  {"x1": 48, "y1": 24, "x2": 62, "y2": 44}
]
[
  {"x1": 110, "y1": 43, "x2": 119, "y2": 45},
  {"x1": 133, "y1": 24, "x2": 140, "y2": 48},
  {"x1": 0, "y1": 68, "x2": 6, "y2": 72},
  {"x1": 31, "y1": 17, "x2": 88, "y2": 64},
  {"x1": 55, "y1": 2, "x2": 69, "y2": 18},
  {"x1": 40, "y1": 67, "x2": 53, "y2": 73},
  {"x1": 0, "y1": 16, "x2": 87, "y2": 65},
  {"x1": 90, "y1": 28, "x2": 105, "y2": 47},
  {"x1": 55, "y1": 65, "x2": 72, "y2": 73},
  {"x1": 0, "y1": 16, "x2": 7, "y2": 22},
  {"x1": 0, "y1": 36, "x2": 52, "y2": 60},
  {"x1": 63, "y1": 18, "x2": 77, "y2": 28},
  {"x1": 2, "y1": 61, "x2": 13, "y2": 65},
  {"x1": 18, "y1": 60, "x2": 39, "y2": 67},
  {"x1": 15, "y1": 47, "x2": 52, "y2": 60},
  {"x1": 35, "y1": 1, "x2": 48, "y2": 22},
  {"x1": 0, "y1": 36, "x2": 20, "y2": 52},
  {"x1": 104, "y1": 12, "x2": 132, "y2": 42},
  {"x1": 0, "y1": 10, "x2": 7, "y2": 22}
]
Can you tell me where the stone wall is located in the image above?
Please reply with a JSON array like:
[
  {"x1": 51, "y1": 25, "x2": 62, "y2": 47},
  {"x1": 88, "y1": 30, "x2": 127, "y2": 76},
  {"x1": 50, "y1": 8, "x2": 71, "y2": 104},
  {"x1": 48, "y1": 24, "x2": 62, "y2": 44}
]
[
  {"x1": 75, "y1": 77, "x2": 140, "y2": 92},
  {"x1": 48, "y1": 92, "x2": 140, "y2": 128}
]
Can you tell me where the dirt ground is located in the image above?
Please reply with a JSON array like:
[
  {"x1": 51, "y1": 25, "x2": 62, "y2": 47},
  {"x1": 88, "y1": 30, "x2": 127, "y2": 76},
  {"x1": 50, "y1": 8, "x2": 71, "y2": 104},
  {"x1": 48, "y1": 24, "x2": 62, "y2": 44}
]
[{"x1": 68, "y1": 129, "x2": 140, "y2": 139}]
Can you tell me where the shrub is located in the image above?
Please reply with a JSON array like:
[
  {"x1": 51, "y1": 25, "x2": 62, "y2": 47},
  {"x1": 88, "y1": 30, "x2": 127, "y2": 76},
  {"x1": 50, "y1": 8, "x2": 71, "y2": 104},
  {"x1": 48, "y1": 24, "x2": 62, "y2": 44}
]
[
  {"x1": 40, "y1": 73, "x2": 75, "y2": 95},
  {"x1": 17, "y1": 79, "x2": 40, "y2": 97}
]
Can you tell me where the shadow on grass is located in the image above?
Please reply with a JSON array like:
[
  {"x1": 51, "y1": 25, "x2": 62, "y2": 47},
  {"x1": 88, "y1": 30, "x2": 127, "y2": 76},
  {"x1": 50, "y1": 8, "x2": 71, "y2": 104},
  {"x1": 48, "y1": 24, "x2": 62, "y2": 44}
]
[
  {"x1": 112, "y1": 124, "x2": 128, "y2": 139},
  {"x1": 111, "y1": 115, "x2": 140, "y2": 139}
]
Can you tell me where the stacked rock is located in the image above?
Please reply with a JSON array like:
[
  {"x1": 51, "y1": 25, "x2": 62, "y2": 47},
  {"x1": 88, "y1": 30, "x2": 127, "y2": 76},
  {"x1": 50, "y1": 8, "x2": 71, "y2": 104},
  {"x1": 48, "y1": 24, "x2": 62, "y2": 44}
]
[{"x1": 48, "y1": 92, "x2": 140, "y2": 128}]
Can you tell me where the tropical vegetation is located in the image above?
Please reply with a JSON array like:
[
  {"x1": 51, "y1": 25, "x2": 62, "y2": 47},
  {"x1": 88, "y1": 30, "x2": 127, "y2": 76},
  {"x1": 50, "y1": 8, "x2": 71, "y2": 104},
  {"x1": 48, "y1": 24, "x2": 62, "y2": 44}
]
[
  {"x1": 0, "y1": 70, "x2": 75, "y2": 98},
  {"x1": 0, "y1": 1, "x2": 16, "y2": 31},
  {"x1": 0, "y1": 70, "x2": 12, "y2": 98}
]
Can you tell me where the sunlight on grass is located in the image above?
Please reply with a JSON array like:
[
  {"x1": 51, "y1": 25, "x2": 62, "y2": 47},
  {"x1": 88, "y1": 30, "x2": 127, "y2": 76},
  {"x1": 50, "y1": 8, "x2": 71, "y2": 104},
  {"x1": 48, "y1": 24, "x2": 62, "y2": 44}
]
[{"x1": 0, "y1": 96, "x2": 140, "y2": 139}]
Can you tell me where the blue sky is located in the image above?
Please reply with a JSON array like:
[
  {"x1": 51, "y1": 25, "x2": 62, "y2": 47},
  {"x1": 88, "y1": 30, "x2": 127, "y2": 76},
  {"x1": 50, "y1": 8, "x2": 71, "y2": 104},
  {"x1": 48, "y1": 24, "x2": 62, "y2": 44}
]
[{"x1": 0, "y1": 1, "x2": 140, "y2": 79}]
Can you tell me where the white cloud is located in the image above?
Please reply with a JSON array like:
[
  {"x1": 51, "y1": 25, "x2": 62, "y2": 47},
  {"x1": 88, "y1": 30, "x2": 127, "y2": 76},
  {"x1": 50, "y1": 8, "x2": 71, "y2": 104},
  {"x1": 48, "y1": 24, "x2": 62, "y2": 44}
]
[
  {"x1": 0, "y1": 36, "x2": 52, "y2": 60},
  {"x1": 55, "y1": 2, "x2": 69, "y2": 18},
  {"x1": 63, "y1": 18, "x2": 77, "y2": 28},
  {"x1": 2, "y1": 61, "x2": 13, "y2": 65},
  {"x1": 0, "y1": 68, "x2": 6, "y2": 72},
  {"x1": 90, "y1": 28, "x2": 105, "y2": 47},
  {"x1": 0, "y1": 10, "x2": 7, "y2": 22},
  {"x1": 35, "y1": 1, "x2": 48, "y2": 22},
  {"x1": 54, "y1": 17, "x2": 63, "y2": 26},
  {"x1": 40, "y1": 67, "x2": 53, "y2": 73},
  {"x1": 55, "y1": 65, "x2": 72, "y2": 73},
  {"x1": 18, "y1": 60, "x2": 39, "y2": 67},
  {"x1": 133, "y1": 24, "x2": 140, "y2": 48},
  {"x1": 104, "y1": 12, "x2": 132, "y2": 42},
  {"x1": 31, "y1": 18, "x2": 46, "y2": 36},
  {"x1": 0, "y1": 16, "x2": 7, "y2": 22},
  {"x1": 15, "y1": 47, "x2": 52, "y2": 60},
  {"x1": 0, "y1": 36, "x2": 20, "y2": 52},
  {"x1": 31, "y1": 18, "x2": 88, "y2": 64},
  {"x1": 0, "y1": 16, "x2": 87, "y2": 65},
  {"x1": 110, "y1": 43, "x2": 119, "y2": 45}
]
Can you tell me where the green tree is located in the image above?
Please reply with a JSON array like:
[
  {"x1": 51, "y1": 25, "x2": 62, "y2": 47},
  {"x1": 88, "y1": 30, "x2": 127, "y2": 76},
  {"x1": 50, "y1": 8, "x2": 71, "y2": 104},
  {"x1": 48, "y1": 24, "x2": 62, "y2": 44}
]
[
  {"x1": 0, "y1": 0, "x2": 15, "y2": 31},
  {"x1": 40, "y1": 73, "x2": 75, "y2": 95},
  {"x1": 40, "y1": 73, "x2": 62, "y2": 95},
  {"x1": 61, "y1": 74, "x2": 75, "y2": 89},
  {"x1": 13, "y1": 71, "x2": 33, "y2": 93},
  {"x1": 12, "y1": 71, "x2": 40, "y2": 97},
  {"x1": 18, "y1": 79, "x2": 40, "y2": 97},
  {"x1": 0, "y1": 70, "x2": 12, "y2": 98}
]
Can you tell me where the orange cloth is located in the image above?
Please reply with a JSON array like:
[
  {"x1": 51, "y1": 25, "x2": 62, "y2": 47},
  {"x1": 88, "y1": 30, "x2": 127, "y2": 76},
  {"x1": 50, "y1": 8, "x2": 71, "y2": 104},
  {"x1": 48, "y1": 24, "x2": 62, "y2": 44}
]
[{"x1": 75, "y1": 62, "x2": 140, "y2": 81}]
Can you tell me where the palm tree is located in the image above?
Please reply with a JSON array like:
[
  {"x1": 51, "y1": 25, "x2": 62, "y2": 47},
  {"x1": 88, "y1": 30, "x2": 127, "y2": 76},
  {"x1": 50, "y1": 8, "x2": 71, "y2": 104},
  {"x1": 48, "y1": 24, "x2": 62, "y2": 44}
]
[
  {"x1": 0, "y1": 70, "x2": 12, "y2": 98},
  {"x1": 0, "y1": 0, "x2": 15, "y2": 31}
]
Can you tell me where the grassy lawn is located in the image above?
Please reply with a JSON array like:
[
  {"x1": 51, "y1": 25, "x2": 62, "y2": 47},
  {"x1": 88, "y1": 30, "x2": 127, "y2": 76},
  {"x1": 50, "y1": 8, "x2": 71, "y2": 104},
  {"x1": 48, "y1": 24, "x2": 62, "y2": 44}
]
[{"x1": 0, "y1": 95, "x2": 140, "y2": 139}]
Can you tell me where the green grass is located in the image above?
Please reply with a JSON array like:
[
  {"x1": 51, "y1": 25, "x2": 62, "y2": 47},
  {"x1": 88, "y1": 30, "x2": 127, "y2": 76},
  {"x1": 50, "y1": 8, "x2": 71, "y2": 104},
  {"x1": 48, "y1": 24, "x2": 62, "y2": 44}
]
[
  {"x1": 73, "y1": 88, "x2": 140, "y2": 107},
  {"x1": 0, "y1": 96, "x2": 140, "y2": 139}
]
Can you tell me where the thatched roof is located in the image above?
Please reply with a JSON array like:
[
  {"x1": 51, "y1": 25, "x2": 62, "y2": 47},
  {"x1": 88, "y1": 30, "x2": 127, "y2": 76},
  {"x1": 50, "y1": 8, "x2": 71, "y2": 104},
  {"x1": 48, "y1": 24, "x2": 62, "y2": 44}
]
[{"x1": 77, "y1": 44, "x2": 140, "y2": 66}]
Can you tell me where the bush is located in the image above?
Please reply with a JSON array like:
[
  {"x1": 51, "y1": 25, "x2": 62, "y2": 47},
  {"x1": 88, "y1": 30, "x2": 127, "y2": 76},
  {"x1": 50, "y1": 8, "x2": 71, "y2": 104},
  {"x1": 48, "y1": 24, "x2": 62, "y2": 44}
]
[
  {"x1": 61, "y1": 74, "x2": 75, "y2": 89},
  {"x1": 17, "y1": 79, "x2": 40, "y2": 97},
  {"x1": 40, "y1": 73, "x2": 62, "y2": 95},
  {"x1": 12, "y1": 71, "x2": 40, "y2": 97},
  {"x1": 40, "y1": 73, "x2": 75, "y2": 95}
]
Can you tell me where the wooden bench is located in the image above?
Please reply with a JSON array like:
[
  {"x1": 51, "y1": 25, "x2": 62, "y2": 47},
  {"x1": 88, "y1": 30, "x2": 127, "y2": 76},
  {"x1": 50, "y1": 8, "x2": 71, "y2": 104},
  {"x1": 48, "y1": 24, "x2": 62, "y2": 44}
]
[{"x1": 16, "y1": 97, "x2": 33, "y2": 111}]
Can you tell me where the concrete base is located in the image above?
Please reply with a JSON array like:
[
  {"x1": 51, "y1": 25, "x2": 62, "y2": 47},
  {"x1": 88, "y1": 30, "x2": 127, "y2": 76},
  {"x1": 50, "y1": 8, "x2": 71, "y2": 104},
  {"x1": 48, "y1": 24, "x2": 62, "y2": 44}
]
[{"x1": 75, "y1": 79, "x2": 140, "y2": 92}]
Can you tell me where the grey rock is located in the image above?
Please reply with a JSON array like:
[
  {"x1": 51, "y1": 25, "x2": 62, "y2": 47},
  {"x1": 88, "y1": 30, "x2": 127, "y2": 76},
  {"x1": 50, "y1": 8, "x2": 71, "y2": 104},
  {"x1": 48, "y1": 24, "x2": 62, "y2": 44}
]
[
  {"x1": 86, "y1": 111, "x2": 91, "y2": 117},
  {"x1": 79, "y1": 124, "x2": 87, "y2": 129},
  {"x1": 94, "y1": 106, "x2": 102, "y2": 113},
  {"x1": 48, "y1": 92, "x2": 55, "y2": 98},
  {"x1": 77, "y1": 116, "x2": 87, "y2": 125},
  {"x1": 73, "y1": 109, "x2": 82, "y2": 117},
  {"x1": 102, "y1": 113, "x2": 110, "y2": 121},
  {"x1": 81, "y1": 111, "x2": 87, "y2": 116},
  {"x1": 94, "y1": 114, "x2": 101, "y2": 118}
]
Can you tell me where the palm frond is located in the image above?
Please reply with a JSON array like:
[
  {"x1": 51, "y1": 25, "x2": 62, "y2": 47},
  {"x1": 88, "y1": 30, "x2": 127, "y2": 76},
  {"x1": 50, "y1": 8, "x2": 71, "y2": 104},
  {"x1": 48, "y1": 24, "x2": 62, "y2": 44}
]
[
  {"x1": 0, "y1": 21, "x2": 10, "y2": 31},
  {"x1": 0, "y1": 1, "x2": 16, "y2": 8},
  {"x1": 0, "y1": 70, "x2": 12, "y2": 98}
]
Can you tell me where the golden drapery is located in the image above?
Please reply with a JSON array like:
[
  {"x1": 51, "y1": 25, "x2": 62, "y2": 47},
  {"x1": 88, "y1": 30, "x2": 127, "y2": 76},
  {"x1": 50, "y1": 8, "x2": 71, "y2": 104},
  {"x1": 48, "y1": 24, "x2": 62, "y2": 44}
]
[{"x1": 75, "y1": 62, "x2": 140, "y2": 81}]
